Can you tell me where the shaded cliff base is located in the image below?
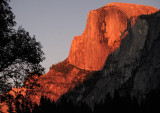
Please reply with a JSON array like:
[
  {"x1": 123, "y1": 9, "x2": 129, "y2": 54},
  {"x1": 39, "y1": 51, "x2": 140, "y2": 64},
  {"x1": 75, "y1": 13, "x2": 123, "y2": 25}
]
[{"x1": 3, "y1": 87, "x2": 160, "y2": 113}]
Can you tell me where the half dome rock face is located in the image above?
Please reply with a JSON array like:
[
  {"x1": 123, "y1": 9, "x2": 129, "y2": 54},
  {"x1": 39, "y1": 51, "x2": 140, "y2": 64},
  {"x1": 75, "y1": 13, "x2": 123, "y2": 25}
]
[
  {"x1": 0, "y1": 3, "x2": 159, "y2": 113},
  {"x1": 68, "y1": 2, "x2": 158, "y2": 71}
]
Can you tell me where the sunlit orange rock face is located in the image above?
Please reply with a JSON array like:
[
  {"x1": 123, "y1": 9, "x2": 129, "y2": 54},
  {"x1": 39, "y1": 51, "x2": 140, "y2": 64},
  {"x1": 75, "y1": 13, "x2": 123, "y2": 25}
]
[
  {"x1": 68, "y1": 2, "x2": 158, "y2": 71},
  {"x1": 31, "y1": 2, "x2": 158, "y2": 104}
]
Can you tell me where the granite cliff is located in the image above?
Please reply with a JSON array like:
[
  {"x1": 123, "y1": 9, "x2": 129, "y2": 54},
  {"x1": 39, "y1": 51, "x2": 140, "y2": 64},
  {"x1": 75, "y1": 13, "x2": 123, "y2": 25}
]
[
  {"x1": 68, "y1": 2, "x2": 158, "y2": 70},
  {"x1": 62, "y1": 11, "x2": 160, "y2": 109}
]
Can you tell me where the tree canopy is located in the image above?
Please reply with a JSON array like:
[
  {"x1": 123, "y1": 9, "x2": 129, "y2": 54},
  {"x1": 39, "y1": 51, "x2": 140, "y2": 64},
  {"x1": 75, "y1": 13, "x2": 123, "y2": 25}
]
[{"x1": 0, "y1": 0, "x2": 45, "y2": 93}]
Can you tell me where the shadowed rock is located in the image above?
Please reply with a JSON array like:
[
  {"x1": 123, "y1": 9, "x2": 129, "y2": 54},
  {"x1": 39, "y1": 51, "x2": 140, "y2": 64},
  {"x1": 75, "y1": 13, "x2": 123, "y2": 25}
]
[{"x1": 62, "y1": 11, "x2": 160, "y2": 109}]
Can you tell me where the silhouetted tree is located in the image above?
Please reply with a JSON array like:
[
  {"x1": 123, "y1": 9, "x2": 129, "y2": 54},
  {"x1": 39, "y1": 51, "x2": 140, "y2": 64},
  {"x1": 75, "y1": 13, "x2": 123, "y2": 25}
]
[
  {"x1": 32, "y1": 96, "x2": 57, "y2": 113},
  {"x1": 0, "y1": 0, "x2": 45, "y2": 93}
]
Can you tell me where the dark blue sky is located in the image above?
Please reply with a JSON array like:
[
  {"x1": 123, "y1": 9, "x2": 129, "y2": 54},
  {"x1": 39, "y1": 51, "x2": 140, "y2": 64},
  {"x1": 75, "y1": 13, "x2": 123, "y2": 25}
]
[{"x1": 10, "y1": 0, "x2": 160, "y2": 72}]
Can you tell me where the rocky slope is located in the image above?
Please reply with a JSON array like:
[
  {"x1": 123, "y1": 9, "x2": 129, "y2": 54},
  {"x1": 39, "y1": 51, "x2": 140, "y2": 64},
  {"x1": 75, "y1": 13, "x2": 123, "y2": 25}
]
[
  {"x1": 62, "y1": 11, "x2": 160, "y2": 109},
  {"x1": 68, "y1": 2, "x2": 158, "y2": 71},
  {"x1": 0, "y1": 60, "x2": 94, "y2": 112}
]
